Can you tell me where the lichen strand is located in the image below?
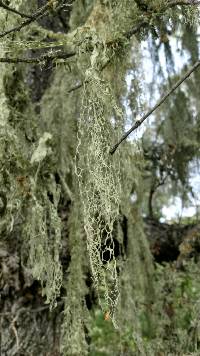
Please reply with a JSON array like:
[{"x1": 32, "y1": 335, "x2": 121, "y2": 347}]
[
  {"x1": 23, "y1": 183, "x2": 63, "y2": 308},
  {"x1": 61, "y1": 202, "x2": 88, "y2": 356},
  {"x1": 116, "y1": 144, "x2": 155, "y2": 351},
  {"x1": 40, "y1": 66, "x2": 79, "y2": 177},
  {"x1": 75, "y1": 55, "x2": 122, "y2": 318}
]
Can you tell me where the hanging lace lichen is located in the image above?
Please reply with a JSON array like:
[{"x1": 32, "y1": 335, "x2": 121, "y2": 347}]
[
  {"x1": 23, "y1": 186, "x2": 63, "y2": 308},
  {"x1": 75, "y1": 41, "x2": 122, "y2": 321}
]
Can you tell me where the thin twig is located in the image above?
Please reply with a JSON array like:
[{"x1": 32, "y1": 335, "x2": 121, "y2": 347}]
[
  {"x1": 0, "y1": 1, "x2": 32, "y2": 18},
  {"x1": 68, "y1": 82, "x2": 83, "y2": 93},
  {"x1": 148, "y1": 173, "x2": 169, "y2": 218},
  {"x1": 58, "y1": 171, "x2": 73, "y2": 200},
  {"x1": 10, "y1": 318, "x2": 19, "y2": 350},
  {"x1": 110, "y1": 60, "x2": 200, "y2": 154}
]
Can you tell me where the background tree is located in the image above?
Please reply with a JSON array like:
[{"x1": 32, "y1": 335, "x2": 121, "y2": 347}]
[{"x1": 0, "y1": 1, "x2": 200, "y2": 355}]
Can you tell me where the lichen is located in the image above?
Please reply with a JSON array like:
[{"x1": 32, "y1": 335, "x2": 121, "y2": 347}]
[
  {"x1": 61, "y1": 201, "x2": 89, "y2": 356},
  {"x1": 76, "y1": 64, "x2": 122, "y2": 319}
]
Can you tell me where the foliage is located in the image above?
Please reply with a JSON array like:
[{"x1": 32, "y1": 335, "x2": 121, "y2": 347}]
[{"x1": 88, "y1": 260, "x2": 200, "y2": 355}]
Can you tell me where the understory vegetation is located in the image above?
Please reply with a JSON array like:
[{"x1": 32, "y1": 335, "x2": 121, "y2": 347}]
[{"x1": 0, "y1": 1, "x2": 200, "y2": 355}]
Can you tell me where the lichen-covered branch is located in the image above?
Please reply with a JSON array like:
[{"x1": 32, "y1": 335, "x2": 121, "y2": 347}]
[
  {"x1": 0, "y1": 1, "x2": 73, "y2": 39},
  {"x1": 0, "y1": 0, "x2": 199, "y2": 67},
  {"x1": 0, "y1": 51, "x2": 76, "y2": 64}
]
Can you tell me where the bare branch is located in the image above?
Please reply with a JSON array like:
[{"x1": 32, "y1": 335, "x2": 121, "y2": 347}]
[
  {"x1": 0, "y1": 1, "x2": 32, "y2": 19},
  {"x1": 110, "y1": 60, "x2": 200, "y2": 155}
]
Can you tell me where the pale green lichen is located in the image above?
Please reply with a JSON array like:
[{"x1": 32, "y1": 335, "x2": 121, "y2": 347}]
[
  {"x1": 76, "y1": 69, "x2": 121, "y2": 319},
  {"x1": 73, "y1": 29, "x2": 126, "y2": 320},
  {"x1": 61, "y1": 201, "x2": 89, "y2": 356},
  {"x1": 23, "y1": 185, "x2": 62, "y2": 308}
]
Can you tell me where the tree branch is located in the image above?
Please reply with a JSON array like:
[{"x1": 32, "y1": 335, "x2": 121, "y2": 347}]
[
  {"x1": 0, "y1": 51, "x2": 76, "y2": 64},
  {"x1": 0, "y1": 1, "x2": 32, "y2": 19},
  {"x1": 0, "y1": 0, "x2": 198, "y2": 65},
  {"x1": 167, "y1": 0, "x2": 200, "y2": 8},
  {"x1": 148, "y1": 174, "x2": 169, "y2": 218},
  {"x1": 0, "y1": 3, "x2": 49, "y2": 39},
  {"x1": 0, "y1": 2, "x2": 72, "y2": 39},
  {"x1": 108, "y1": 0, "x2": 200, "y2": 46},
  {"x1": 110, "y1": 60, "x2": 200, "y2": 155}
]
